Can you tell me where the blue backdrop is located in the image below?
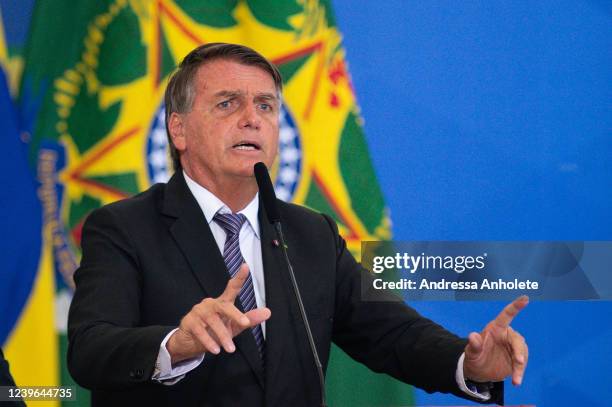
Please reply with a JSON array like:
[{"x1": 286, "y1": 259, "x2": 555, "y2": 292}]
[{"x1": 333, "y1": 1, "x2": 611, "y2": 405}]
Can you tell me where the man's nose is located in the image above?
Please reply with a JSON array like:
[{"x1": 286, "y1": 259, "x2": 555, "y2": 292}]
[{"x1": 238, "y1": 104, "x2": 261, "y2": 130}]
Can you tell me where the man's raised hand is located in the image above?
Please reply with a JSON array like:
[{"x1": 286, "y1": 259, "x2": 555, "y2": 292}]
[
  {"x1": 463, "y1": 295, "x2": 529, "y2": 386},
  {"x1": 167, "y1": 263, "x2": 271, "y2": 364}
]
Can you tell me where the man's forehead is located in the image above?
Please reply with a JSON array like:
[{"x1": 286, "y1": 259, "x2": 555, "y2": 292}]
[{"x1": 194, "y1": 59, "x2": 278, "y2": 93}]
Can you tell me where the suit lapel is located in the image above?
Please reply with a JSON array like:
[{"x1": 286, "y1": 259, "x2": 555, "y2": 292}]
[
  {"x1": 161, "y1": 172, "x2": 264, "y2": 387},
  {"x1": 162, "y1": 172, "x2": 229, "y2": 298}
]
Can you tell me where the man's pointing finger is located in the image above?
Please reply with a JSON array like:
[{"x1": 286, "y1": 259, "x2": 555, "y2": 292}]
[
  {"x1": 494, "y1": 295, "x2": 529, "y2": 328},
  {"x1": 220, "y1": 263, "x2": 250, "y2": 302}
]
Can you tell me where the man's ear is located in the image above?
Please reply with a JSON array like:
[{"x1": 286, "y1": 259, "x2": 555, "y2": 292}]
[{"x1": 168, "y1": 112, "x2": 186, "y2": 151}]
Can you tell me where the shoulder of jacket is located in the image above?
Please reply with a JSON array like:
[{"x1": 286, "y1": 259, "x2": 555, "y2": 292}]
[
  {"x1": 277, "y1": 200, "x2": 337, "y2": 230},
  {"x1": 90, "y1": 183, "x2": 166, "y2": 219}
]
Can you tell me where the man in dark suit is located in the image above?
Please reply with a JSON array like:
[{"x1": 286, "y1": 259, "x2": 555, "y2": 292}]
[{"x1": 67, "y1": 43, "x2": 528, "y2": 406}]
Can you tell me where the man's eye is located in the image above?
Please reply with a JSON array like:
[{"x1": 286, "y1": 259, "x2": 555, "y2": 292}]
[
  {"x1": 259, "y1": 103, "x2": 273, "y2": 111},
  {"x1": 217, "y1": 100, "x2": 232, "y2": 109}
]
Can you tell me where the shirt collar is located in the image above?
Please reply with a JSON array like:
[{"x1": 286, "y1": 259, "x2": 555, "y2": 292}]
[{"x1": 183, "y1": 171, "x2": 260, "y2": 239}]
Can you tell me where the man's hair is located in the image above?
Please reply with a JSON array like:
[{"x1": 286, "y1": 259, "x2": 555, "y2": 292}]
[{"x1": 164, "y1": 42, "x2": 283, "y2": 172}]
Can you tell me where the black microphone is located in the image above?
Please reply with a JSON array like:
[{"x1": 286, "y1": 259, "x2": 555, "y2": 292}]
[
  {"x1": 254, "y1": 162, "x2": 281, "y2": 223},
  {"x1": 253, "y1": 162, "x2": 327, "y2": 407}
]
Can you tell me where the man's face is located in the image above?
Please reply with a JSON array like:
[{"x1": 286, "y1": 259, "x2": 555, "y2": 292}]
[{"x1": 170, "y1": 59, "x2": 280, "y2": 183}]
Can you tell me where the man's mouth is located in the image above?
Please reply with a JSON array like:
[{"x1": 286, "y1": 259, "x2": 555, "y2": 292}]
[{"x1": 232, "y1": 141, "x2": 261, "y2": 151}]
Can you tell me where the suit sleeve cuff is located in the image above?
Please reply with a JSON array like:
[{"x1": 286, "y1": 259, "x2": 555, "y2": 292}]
[
  {"x1": 152, "y1": 328, "x2": 205, "y2": 385},
  {"x1": 455, "y1": 352, "x2": 491, "y2": 401}
]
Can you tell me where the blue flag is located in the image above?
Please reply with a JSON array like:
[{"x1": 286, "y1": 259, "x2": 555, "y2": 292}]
[{"x1": 0, "y1": 65, "x2": 42, "y2": 344}]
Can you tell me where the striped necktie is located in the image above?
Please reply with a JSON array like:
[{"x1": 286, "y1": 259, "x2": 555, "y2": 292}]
[{"x1": 213, "y1": 212, "x2": 265, "y2": 359}]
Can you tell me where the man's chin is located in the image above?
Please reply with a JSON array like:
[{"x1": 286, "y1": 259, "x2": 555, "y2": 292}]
[
  {"x1": 231, "y1": 165, "x2": 261, "y2": 179},
  {"x1": 234, "y1": 159, "x2": 274, "y2": 176}
]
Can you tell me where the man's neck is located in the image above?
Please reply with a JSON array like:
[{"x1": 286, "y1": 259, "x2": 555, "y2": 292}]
[{"x1": 182, "y1": 168, "x2": 257, "y2": 213}]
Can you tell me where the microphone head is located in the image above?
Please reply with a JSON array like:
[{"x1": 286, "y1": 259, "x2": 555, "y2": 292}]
[{"x1": 254, "y1": 162, "x2": 281, "y2": 223}]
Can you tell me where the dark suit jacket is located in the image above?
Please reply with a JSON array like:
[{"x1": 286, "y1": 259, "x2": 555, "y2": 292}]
[{"x1": 67, "y1": 172, "x2": 502, "y2": 406}]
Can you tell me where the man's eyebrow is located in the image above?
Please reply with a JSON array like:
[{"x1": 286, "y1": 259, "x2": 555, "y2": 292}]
[
  {"x1": 255, "y1": 92, "x2": 278, "y2": 100},
  {"x1": 212, "y1": 90, "x2": 278, "y2": 101},
  {"x1": 213, "y1": 90, "x2": 241, "y2": 98}
]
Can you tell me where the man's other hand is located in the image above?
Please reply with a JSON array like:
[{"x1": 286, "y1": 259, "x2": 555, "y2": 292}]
[{"x1": 463, "y1": 295, "x2": 529, "y2": 386}]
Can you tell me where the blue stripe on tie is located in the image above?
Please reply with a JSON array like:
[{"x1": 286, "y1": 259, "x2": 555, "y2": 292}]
[
  {"x1": 240, "y1": 289, "x2": 255, "y2": 307},
  {"x1": 214, "y1": 212, "x2": 265, "y2": 359},
  {"x1": 225, "y1": 246, "x2": 240, "y2": 261}
]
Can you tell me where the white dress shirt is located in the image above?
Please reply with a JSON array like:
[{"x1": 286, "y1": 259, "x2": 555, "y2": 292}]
[{"x1": 152, "y1": 172, "x2": 490, "y2": 400}]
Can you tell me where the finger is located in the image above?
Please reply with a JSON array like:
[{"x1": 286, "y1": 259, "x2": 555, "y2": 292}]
[
  {"x1": 509, "y1": 329, "x2": 528, "y2": 385},
  {"x1": 244, "y1": 307, "x2": 272, "y2": 327},
  {"x1": 220, "y1": 263, "x2": 250, "y2": 302},
  {"x1": 205, "y1": 314, "x2": 236, "y2": 353},
  {"x1": 464, "y1": 332, "x2": 484, "y2": 359},
  {"x1": 494, "y1": 295, "x2": 529, "y2": 328},
  {"x1": 188, "y1": 321, "x2": 221, "y2": 355},
  {"x1": 180, "y1": 313, "x2": 221, "y2": 354},
  {"x1": 217, "y1": 301, "x2": 250, "y2": 328}
]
